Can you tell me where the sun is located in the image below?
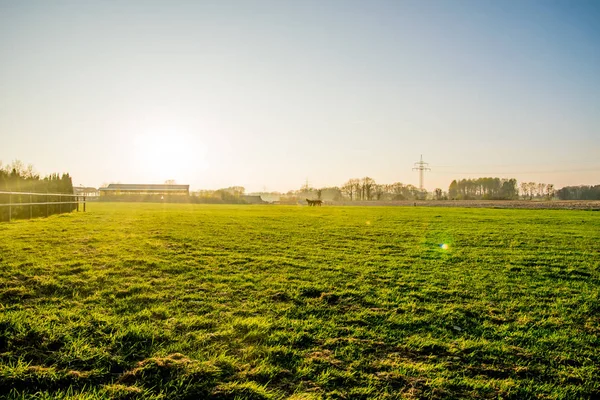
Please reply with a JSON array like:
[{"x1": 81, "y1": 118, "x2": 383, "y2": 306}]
[{"x1": 132, "y1": 133, "x2": 208, "y2": 182}]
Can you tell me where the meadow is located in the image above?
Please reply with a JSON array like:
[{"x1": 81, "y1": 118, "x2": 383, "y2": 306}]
[{"x1": 0, "y1": 203, "x2": 598, "y2": 399}]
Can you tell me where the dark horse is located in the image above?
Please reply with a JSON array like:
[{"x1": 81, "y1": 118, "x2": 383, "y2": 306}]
[{"x1": 306, "y1": 199, "x2": 323, "y2": 206}]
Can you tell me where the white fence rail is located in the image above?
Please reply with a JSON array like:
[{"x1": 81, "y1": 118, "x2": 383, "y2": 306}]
[{"x1": 0, "y1": 191, "x2": 86, "y2": 222}]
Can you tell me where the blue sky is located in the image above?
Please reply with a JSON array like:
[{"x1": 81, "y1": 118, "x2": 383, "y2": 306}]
[{"x1": 1, "y1": 0, "x2": 599, "y2": 191}]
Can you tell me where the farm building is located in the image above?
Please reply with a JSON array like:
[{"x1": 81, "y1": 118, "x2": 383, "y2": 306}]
[
  {"x1": 241, "y1": 195, "x2": 266, "y2": 204},
  {"x1": 99, "y1": 184, "x2": 190, "y2": 196},
  {"x1": 74, "y1": 187, "x2": 99, "y2": 197}
]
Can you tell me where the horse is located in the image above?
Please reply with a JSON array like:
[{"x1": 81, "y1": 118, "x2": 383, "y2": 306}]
[{"x1": 306, "y1": 199, "x2": 323, "y2": 206}]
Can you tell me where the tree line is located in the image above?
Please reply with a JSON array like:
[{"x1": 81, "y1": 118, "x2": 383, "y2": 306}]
[
  {"x1": 518, "y1": 182, "x2": 555, "y2": 200},
  {"x1": 0, "y1": 160, "x2": 76, "y2": 221},
  {"x1": 340, "y1": 178, "x2": 423, "y2": 201},
  {"x1": 290, "y1": 177, "x2": 518, "y2": 202},
  {"x1": 277, "y1": 178, "x2": 424, "y2": 202},
  {"x1": 556, "y1": 185, "x2": 600, "y2": 200},
  {"x1": 448, "y1": 178, "x2": 519, "y2": 200},
  {"x1": 3, "y1": 158, "x2": 599, "y2": 213},
  {"x1": 193, "y1": 186, "x2": 249, "y2": 204},
  {"x1": 255, "y1": 177, "x2": 600, "y2": 202}
]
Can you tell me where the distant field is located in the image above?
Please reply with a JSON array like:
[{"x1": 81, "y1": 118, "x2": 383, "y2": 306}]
[
  {"x1": 1, "y1": 203, "x2": 599, "y2": 399},
  {"x1": 331, "y1": 200, "x2": 600, "y2": 209}
]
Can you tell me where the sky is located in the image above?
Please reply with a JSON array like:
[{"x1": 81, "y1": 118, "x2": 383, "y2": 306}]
[{"x1": 1, "y1": 0, "x2": 599, "y2": 192}]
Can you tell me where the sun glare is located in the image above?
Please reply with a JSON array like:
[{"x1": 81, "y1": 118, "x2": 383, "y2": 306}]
[
  {"x1": 441, "y1": 243, "x2": 449, "y2": 250},
  {"x1": 132, "y1": 133, "x2": 208, "y2": 183}
]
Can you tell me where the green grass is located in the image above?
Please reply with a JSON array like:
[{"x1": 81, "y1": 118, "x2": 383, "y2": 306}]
[{"x1": 0, "y1": 203, "x2": 599, "y2": 399}]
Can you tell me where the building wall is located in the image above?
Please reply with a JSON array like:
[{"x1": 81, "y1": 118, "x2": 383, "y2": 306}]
[{"x1": 99, "y1": 190, "x2": 189, "y2": 196}]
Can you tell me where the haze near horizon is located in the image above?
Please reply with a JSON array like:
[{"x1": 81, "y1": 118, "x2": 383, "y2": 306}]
[{"x1": 1, "y1": 0, "x2": 599, "y2": 192}]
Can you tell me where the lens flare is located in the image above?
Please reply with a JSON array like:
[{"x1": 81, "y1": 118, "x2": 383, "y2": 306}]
[{"x1": 441, "y1": 243, "x2": 449, "y2": 250}]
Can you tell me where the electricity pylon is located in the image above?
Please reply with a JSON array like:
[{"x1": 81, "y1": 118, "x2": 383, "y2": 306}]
[{"x1": 412, "y1": 155, "x2": 431, "y2": 193}]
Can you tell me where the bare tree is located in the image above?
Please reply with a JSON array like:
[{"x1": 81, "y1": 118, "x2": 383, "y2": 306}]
[
  {"x1": 527, "y1": 182, "x2": 537, "y2": 200},
  {"x1": 520, "y1": 182, "x2": 528, "y2": 199},
  {"x1": 361, "y1": 177, "x2": 376, "y2": 200},
  {"x1": 546, "y1": 184, "x2": 555, "y2": 200},
  {"x1": 374, "y1": 184, "x2": 385, "y2": 200},
  {"x1": 8, "y1": 160, "x2": 25, "y2": 176},
  {"x1": 537, "y1": 183, "x2": 546, "y2": 198},
  {"x1": 350, "y1": 178, "x2": 361, "y2": 200},
  {"x1": 341, "y1": 180, "x2": 355, "y2": 200}
]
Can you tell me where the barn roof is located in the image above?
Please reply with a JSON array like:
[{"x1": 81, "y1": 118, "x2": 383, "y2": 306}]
[{"x1": 100, "y1": 184, "x2": 189, "y2": 191}]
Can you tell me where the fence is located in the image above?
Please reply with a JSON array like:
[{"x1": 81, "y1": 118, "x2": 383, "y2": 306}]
[{"x1": 0, "y1": 191, "x2": 86, "y2": 222}]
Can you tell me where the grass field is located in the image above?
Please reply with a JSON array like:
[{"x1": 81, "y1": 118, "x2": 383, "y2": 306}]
[{"x1": 1, "y1": 203, "x2": 599, "y2": 399}]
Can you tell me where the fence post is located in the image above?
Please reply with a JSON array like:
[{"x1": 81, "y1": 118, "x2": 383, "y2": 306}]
[
  {"x1": 59, "y1": 195, "x2": 62, "y2": 214},
  {"x1": 77, "y1": 195, "x2": 79, "y2": 212},
  {"x1": 84, "y1": 195, "x2": 86, "y2": 212},
  {"x1": 30, "y1": 194, "x2": 33, "y2": 219},
  {"x1": 8, "y1": 194, "x2": 11, "y2": 222}
]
